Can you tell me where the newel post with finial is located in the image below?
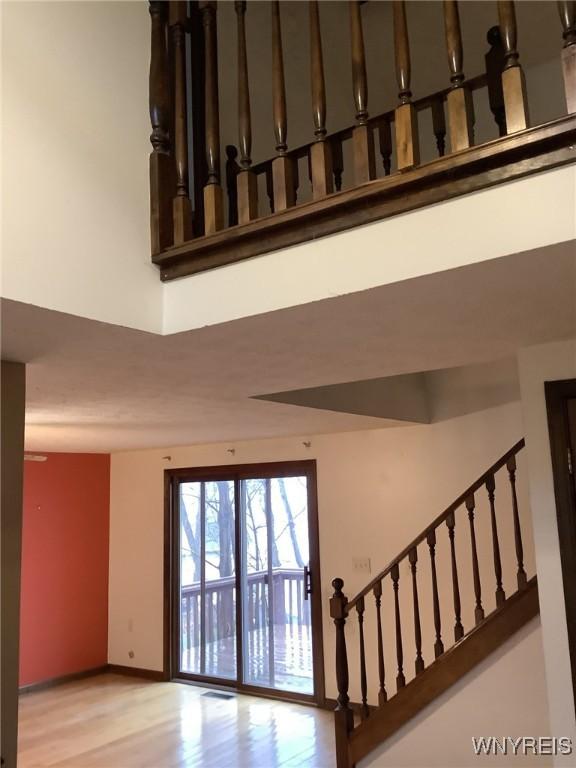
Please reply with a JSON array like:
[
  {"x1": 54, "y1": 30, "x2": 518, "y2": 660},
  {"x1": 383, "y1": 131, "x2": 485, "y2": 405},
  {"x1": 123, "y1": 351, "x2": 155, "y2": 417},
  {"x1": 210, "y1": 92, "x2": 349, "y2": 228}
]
[{"x1": 330, "y1": 578, "x2": 353, "y2": 768}]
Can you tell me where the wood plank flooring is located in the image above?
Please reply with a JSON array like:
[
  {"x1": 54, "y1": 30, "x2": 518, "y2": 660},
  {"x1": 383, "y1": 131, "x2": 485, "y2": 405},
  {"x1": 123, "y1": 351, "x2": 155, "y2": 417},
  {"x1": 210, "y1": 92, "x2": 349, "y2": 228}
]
[{"x1": 18, "y1": 673, "x2": 336, "y2": 768}]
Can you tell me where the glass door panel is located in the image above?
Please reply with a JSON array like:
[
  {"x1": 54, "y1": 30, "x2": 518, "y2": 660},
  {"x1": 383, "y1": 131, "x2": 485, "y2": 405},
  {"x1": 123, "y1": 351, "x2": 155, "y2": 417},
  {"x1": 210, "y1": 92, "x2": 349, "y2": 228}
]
[
  {"x1": 178, "y1": 480, "x2": 236, "y2": 680},
  {"x1": 241, "y1": 475, "x2": 313, "y2": 694}
]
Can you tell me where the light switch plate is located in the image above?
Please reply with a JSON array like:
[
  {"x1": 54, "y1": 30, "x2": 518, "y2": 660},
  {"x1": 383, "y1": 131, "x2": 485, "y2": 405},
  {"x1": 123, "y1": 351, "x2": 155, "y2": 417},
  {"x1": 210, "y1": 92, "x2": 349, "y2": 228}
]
[{"x1": 353, "y1": 557, "x2": 372, "y2": 574}]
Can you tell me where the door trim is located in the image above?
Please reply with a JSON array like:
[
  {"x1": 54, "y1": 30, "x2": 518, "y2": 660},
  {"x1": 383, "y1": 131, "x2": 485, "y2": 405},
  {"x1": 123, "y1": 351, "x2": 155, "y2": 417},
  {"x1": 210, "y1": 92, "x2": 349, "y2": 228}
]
[
  {"x1": 545, "y1": 378, "x2": 576, "y2": 717},
  {"x1": 163, "y1": 460, "x2": 326, "y2": 706}
]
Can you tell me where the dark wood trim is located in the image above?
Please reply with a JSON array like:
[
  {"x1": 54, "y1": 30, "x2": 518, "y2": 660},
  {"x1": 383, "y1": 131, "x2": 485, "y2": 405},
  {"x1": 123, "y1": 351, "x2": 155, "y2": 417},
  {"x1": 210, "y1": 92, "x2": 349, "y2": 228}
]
[
  {"x1": 18, "y1": 665, "x2": 110, "y2": 695},
  {"x1": 107, "y1": 664, "x2": 166, "y2": 682},
  {"x1": 545, "y1": 378, "x2": 576, "y2": 719},
  {"x1": 155, "y1": 115, "x2": 576, "y2": 280},
  {"x1": 348, "y1": 577, "x2": 540, "y2": 765},
  {"x1": 163, "y1": 460, "x2": 326, "y2": 706}
]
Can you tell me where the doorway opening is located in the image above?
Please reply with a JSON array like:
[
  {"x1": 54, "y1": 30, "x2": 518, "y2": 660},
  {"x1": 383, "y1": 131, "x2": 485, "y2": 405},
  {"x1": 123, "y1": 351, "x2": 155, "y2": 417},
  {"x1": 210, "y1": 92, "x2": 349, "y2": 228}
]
[{"x1": 164, "y1": 461, "x2": 325, "y2": 705}]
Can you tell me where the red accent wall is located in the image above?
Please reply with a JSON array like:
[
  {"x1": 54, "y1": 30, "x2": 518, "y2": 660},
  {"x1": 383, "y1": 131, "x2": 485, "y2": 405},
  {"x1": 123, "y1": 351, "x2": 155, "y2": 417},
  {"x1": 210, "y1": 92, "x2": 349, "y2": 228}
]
[{"x1": 19, "y1": 453, "x2": 110, "y2": 686}]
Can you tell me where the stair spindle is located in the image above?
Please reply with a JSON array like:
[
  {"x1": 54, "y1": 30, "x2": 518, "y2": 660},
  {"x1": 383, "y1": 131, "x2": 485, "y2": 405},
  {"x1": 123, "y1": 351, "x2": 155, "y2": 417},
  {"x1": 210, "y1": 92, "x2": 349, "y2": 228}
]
[
  {"x1": 378, "y1": 119, "x2": 392, "y2": 175},
  {"x1": 391, "y1": 564, "x2": 406, "y2": 690},
  {"x1": 443, "y1": 0, "x2": 474, "y2": 151},
  {"x1": 149, "y1": 1, "x2": 172, "y2": 255},
  {"x1": 332, "y1": 138, "x2": 344, "y2": 191},
  {"x1": 373, "y1": 580, "x2": 387, "y2": 704},
  {"x1": 408, "y1": 548, "x2": 424, "y2": 674},
  {"x1": 427, "y1": 529, "x2": 444, "y2": 658},
  {"x1": 485, "y1": 26, "x2": 507, "y2": 136},
  {"x1": 271, "y1": 1, "x2": 295, "y2": 211},
  {"x1": 466, "y1": 494, "x2": 485, "y2": 624},
  {"x1": 393, "y1": 0, "x2": 420, "y2": 168},
  {"x1": 350, "y1": 1, "x2": 375, "y2": 183},
  {"x1": 200, "y1": 1, "x2": 224, "y2": 234},
  {"x1": 310, "y1": 1, "x2": 333, "y2": 199},
  {"x1": 170, "y1": 2, "x2": 194, "y2": 245},
  {"x1": 486, "y1": 474, "x2": 506, "y2": 606},
  {"x1": 431, "y1": 97, "x2": 447, "y2": 157},
  {"x1": 558, "y1": 1, "x2": 576, "y2": 113},
  {"x1": 507, "y1": 454, "x2": 528, "y2": 590},
  {"x1": 330, "y1": 579, "x2": 354, "y2": 766},
  {"x1": 235, "y1": 1, "x2": 258, "y2": 224},
  {"x1": 497, "y1": 0, "x2": 529, "y2": 132},
  {"x1": 446, "y1": 511, "x2": 464, "y2": 641},
  {"x1": 356, "y1": 596, "x2": 370, "y2": 720}
]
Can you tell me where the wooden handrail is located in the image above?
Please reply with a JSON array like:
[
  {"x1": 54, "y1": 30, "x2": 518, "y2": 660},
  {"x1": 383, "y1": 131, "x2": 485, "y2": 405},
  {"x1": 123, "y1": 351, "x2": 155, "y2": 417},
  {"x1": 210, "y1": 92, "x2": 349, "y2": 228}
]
[{"x1": 346, "y1": 438, "x2": 525, "y2": 611}]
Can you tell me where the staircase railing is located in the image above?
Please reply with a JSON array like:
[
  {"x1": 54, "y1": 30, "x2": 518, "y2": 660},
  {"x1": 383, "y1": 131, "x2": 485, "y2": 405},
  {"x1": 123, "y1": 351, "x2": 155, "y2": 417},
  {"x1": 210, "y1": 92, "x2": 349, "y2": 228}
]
[{"x1": 330, "y1": 438, "x2": 537, "y2": 768}]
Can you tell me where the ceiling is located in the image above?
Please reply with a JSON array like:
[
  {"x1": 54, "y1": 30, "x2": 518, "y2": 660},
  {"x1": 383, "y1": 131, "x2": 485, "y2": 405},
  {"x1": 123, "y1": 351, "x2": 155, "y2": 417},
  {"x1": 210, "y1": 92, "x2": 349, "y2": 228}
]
[{"x1": 2, "y1": 242, "x2": 574, "y2": 453}]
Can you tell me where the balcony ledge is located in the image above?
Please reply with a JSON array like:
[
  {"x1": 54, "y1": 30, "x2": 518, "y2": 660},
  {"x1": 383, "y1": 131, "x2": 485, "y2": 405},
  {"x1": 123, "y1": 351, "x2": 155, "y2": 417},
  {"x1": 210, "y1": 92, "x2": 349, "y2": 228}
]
[{"x1": 154, "y1": 115, "x2": 576, "y2": 282}]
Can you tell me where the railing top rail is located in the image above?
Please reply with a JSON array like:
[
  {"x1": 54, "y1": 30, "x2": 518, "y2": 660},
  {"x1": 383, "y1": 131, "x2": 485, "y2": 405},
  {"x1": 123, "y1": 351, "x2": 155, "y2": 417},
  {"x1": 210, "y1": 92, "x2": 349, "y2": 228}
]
[
  {"x1": 181, "y1": 567, "x2": 303, "y2": 594},
  {"x1": 346, "y1": 438, "x2": 525, "y2": 610},
  {"x1": 250, "y1": 73, "x2": 488, "y2": 176}
]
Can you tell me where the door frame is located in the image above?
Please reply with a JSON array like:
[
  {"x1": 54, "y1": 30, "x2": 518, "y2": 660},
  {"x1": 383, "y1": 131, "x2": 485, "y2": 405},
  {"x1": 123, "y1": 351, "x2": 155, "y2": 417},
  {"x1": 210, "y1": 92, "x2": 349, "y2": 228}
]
[
  {"x1": 545, "y1": 378, "x2": 576, "y2": 717},
  {"x1": 163, "y1": 459, "x2": 326, "y2": 706}
]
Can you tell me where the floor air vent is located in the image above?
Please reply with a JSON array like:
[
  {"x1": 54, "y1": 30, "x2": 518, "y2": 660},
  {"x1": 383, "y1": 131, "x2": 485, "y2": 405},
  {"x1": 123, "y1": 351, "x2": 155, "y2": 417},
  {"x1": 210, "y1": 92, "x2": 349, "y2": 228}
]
[{"x1": 201, "y1": 691, "x2": 235, "y2": 700}]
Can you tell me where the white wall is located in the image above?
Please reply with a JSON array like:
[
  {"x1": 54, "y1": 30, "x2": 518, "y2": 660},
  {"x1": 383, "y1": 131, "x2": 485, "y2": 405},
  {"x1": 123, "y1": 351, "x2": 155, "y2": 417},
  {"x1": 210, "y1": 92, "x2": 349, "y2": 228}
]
[
  {"x1": 518, "y1": 340, "x2": 576, "y2": 765},
  {"x1": 362, "y1": 619, "x2": 551, "y2": 768},
  {"x1": 108, "y1": 400, "x2": 535, "y2": 683},
  {"x1": 1, "y1": 1, "x2": 162, "y2": 333},
  {"x1": 2, "y1": 2, "x2": 573, "y2": 339}
]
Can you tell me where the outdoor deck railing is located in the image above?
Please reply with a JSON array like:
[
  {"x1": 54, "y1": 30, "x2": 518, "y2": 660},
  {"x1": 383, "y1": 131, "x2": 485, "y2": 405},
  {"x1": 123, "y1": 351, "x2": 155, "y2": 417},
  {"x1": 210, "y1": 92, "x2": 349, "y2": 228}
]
[{"x1": 181, "y1": 567, "x2": 310, "y2": 648}]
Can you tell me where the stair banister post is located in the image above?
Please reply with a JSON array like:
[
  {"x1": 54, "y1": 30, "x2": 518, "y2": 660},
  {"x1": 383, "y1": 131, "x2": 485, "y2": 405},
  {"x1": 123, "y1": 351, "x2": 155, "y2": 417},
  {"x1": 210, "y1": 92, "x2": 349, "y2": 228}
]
[
  {"x1": 330, "y1": 578, "x2": 353, "y2": 768},
  {"x1": 497, "y1": 0, "x2": 529, "y2": 132}
]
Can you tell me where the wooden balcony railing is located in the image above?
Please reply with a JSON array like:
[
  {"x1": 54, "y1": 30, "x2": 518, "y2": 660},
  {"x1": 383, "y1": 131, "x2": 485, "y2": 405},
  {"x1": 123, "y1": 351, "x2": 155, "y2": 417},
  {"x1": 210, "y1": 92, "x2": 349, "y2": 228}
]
[{"x1": 149, "y1": 1, "x2": 576, "y2": 281}]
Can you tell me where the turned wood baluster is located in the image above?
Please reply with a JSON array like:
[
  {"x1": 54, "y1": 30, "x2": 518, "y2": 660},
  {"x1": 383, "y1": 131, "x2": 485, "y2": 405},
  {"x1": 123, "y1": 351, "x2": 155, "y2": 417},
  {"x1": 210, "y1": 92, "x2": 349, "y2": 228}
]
[
  {"x1": 373, "y1": 580, "x2": 387, "y2": 705},
  {"x1": 497, "y1": 1, "x2": 529, "y2": 133},
  {"x1": 350, "y1": 1, "x2": 375, "y2": 183},
  {"x1": 310, "y1": 1, "x2": 333, "y2": 199},
  {"x1": 391, "y1": 564, "x2": 406, "y2": 690},
  {"x1": 271, "y1": 1, "x2": 295, "y2": 211},
  {"x1": 330, "y1": 579, "x2": 353, "y2": 768},
  {"x1": 235, "y1": 1, "x2": 258, "y2": 224},
  {"x1": 446, "y1": 511, "x2": 464, "y2": 641},
  {"x1": 427, "y1": 529, "x2": 444, "y2": 658},
  {"x1": 356, "y1": 596, "x2": 370, "y2": 720},
  {"x1": 485, "y1": 26, "x2": 507, "y2": 136},
  {"x1": 225, "y1": 145, "x2": 240, "y2": 227},
  {"x1": 559, "y1": 1, "x2": 576, "y2": 113},
  {"x1": 170, "y1": 2, "x2": 194, "y2": 245},
  {"x1": 409, "y1": 548, "x2": 424, "y2": 674},
  {"x1": 431, "y1": 97, "x2": 446, "y2": 157},
  {"x1": 200, "y1": 1, "x2": 224, "y2": 234},
  {"x1": 443, "y1": 0, "x2": 474, "y2": 151},
  {"x1": 507, "y1": 454, "x2": 528, "y2": 590},
  {"x1": 149, "y1": 1, "x2": 172, "y2": 255},
  {"x1": 332, "y1": 138, "x2": 344, "y2": 191},
  {"x1": 484, "y1": 474, "x2": 506, "y2": 607},
  {"x1": 378, "y1": 119, "x2": 393, "y2": 175},
  {"x1": 393, "y1": 0, "x2": 420, "y2": 169},
  {"x1": 466, "y1": 494, "x2": 485, "y2": 624}
]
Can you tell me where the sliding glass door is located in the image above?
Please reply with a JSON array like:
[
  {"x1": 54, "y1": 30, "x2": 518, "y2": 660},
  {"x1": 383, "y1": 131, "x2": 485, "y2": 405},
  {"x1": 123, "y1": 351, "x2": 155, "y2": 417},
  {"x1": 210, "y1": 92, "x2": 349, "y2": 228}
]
[
  {"x1": 178, "y1": 479, "x2": 237, "y2": 680},
  {"x1": 241, "y1": 476, "x2": 312, "y2": 694},
  {"x1": 168, "y1": 462, "x2": 323, "y2": 703}
]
